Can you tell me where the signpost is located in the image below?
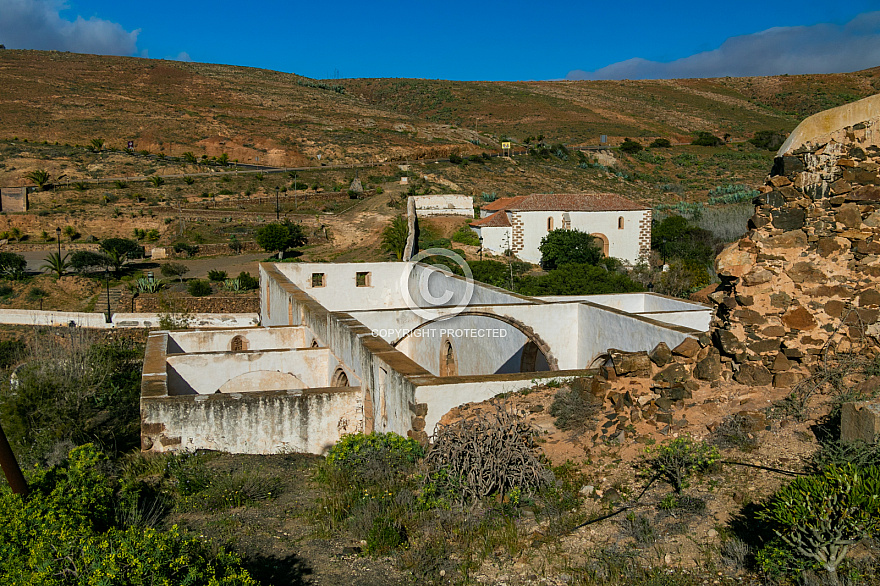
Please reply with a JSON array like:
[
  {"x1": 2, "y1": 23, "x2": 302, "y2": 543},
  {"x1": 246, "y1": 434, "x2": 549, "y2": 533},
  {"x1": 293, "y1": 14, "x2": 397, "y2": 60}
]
[{"x1": 502, "y1": 141, "x2": 511, "y2": 156}]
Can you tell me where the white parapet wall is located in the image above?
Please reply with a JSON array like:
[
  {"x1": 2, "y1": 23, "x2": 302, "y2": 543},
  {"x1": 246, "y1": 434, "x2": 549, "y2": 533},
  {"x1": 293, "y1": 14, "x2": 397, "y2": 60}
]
[
  {"x1": 113, "y1": 313, "x2": 260, "y2": 329},
  {"x1": 0, "y1": 309, "x2": 110, "y2": 328},
  {"x1": 411, "y1": 194, "x2": 474, "y2": 217}
]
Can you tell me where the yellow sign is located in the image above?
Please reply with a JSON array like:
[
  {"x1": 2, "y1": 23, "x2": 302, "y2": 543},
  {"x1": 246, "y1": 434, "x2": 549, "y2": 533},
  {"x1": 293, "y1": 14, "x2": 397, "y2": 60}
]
[{"x1": 502, "y1": 142, "x2": 511, "y2": 150}]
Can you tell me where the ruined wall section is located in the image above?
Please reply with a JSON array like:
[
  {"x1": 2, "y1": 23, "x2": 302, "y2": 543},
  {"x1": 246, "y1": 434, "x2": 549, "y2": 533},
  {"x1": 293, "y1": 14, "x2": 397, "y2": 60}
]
[{"x1": 710, "y1": 114, "x2": 880, "y2": 388}]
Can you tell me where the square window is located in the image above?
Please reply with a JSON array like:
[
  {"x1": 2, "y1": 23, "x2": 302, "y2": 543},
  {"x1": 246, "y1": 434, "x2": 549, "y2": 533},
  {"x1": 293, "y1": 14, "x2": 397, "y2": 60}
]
[
  {"x1": 311, "y1": 273, "x2": 325, "y2": 287},
  {"x1": 356, "y1": 271, "x2": 371, "y2": 287}
]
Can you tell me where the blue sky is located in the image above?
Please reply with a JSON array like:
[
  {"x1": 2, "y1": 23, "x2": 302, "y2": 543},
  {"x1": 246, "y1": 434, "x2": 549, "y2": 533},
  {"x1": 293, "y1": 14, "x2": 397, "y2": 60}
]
[{"x1": 2, "y1": 0, "x2": 880, "y2": 81}]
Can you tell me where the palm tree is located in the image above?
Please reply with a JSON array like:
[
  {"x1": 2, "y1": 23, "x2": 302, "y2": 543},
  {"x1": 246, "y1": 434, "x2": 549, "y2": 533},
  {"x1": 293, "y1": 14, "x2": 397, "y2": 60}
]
[
  {"x1": 41, "y1": 252, "x2": 70, "y2": 278},
  {"x1": 149, "y1": 176, "x2": 165, "y2": 187},
  {"x1": 26, "y1": 169, "x2": 50, "y2": 190},
  {"x1": 89, "y1": 138, "x2": 105, "y2": 152},
  {"x1": 182, "y1": 151, "x2": 197, "y2": 165},
  {"x1": 381, "y1": 216, "x2": 409, "y2": 261}
]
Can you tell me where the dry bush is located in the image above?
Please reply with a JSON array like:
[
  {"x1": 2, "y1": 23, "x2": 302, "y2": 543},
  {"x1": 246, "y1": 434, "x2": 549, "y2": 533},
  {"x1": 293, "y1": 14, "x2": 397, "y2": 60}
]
[{"x1": 423, "y1": 404, "x2": 552, "y2": 505}]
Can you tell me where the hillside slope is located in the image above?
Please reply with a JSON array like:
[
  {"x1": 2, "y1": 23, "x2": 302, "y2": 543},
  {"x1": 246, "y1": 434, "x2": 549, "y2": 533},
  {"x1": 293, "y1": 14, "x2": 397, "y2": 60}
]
[{"x1": 2, "y1": 50, "x2": 879, "y2": 167}]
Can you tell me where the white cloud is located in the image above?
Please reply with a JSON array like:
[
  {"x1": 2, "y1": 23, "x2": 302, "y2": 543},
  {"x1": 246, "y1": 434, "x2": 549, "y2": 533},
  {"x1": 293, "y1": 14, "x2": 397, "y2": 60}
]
[
  {"x1": 567, "y1": 11, "x2": 880, "y2": 80},
  {"x1": 173, "y1": 51, "x2": 191, "y2": 62},
  {"x1": 0, "y1": 0, "x2": 139, "y2": 55}
]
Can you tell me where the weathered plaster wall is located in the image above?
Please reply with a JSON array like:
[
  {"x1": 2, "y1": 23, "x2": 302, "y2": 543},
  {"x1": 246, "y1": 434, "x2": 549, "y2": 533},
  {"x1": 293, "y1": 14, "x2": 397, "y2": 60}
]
[
  {"x1": 167, "y1": 327, "x2": 310, "y2": 353},
  {"x1": 414, "y1": 370, "x2": 593, "y2": 433},
  {"x1": 166, "y1": 348, "x2": 332, "y2": 395},
  {"x1": 577, "y1": 302, "x2": 697, "y2": 365},
  {"x1": 142, "y1": 387, "x2": 362, "y2": 454},
  {"x1": 113, "y1": 313, "x2": 260, "y2": 329},
  {"x1": 411, "y1": 194, "x2": 474, "y2": 217},
  {"x1": 778, "y1": 93, "x2": 880, "y2": 156},
  {"x1": 0, "y1": 309, "x2": 109, "y2": 328}
]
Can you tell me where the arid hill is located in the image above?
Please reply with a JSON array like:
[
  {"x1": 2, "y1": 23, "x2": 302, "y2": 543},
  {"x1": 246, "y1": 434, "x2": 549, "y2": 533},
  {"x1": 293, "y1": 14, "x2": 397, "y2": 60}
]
[{"x1": 2, "y1": 50, "x2": 879, "y2": 166}]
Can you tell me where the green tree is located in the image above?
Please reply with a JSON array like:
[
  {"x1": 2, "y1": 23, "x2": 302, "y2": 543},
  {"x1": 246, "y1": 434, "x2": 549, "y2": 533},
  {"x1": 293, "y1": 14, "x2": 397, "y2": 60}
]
[
  {"x1": 26, "y1": 169, "x2": 51, "y2": 189},
  {"x1": 70, "y1": 250, "x2": 111, "y2": 274},
  {"x1": 63, "y1": 225, "x2": 78, "y2": 241},
  {"x1": 539, "y1": 229, "x2": 602, "y2": 270},
  {"x1": 651, "y1": 215, "x2": 716, "y2": 266},
  {"x1": 161, "y1": 262, "x2": 190, "y2": 282},
  {"x1": 649, "y1": 138, "x2": 672, "y2": 148},
  {"x1": 217, "y1": 153, "x2": 229, "y2": 165},
  {"x1": 381, "y1": 216, "x2": 409, "y2": 261},
  {"x1": 100, "y1": 238, "x2": 140, "y2": 275},
  {"x1": 149, "y1": 176, "x2": 165, "y2": 187},
  {"x1": 41, "y1": 252, "x2": 71, "y2": 278},
  {"x1": 182, "y1": 151, "x2": 198, "y2": 164},
  {"x1": 255, "y1": 222, "x2": 307, "y2": 257},
  {"x1": 749, "y1": 130, "x2": 787, "y2": 151},
  {"x1": 517, "y1": 263, "x2": 643, "y2": 296},
  {"x1": 89, "y1": 138, "x2": 105, "y2": 151}
]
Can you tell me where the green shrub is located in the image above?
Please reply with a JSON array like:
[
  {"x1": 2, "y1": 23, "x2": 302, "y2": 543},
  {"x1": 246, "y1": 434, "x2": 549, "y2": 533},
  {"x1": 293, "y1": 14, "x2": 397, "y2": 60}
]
[
  {"x1": 648, "y1": 436, "x2": 719, "y2": 493},
  {"x1": 325, "y1": 432, "x2": 424, "y2": 482},
  {"x1": 749, "y1": 130, "x2": 787, "y2": 151},
  {"x1": 160, "y1": 262, "x2": 189, "y2": 281},
  {"x1": 649, "y1": 138, "x2": 672, "y2": 148},
  {"x1": 0, "y1": 284, "x2": 13, "y2": 298},
  {"x1": 448, "y1": 153, "x2": 463, "y2": 164},
  {"x1": 692, "y1": 131, "x2": 723, "y2": 147},
  {"x1": 0, "y1": 445, "x2": 258, "y2": 586},
  {"x1": 208, "y1": 269, "x2": 228, "y2": 282},
  {"x1": 451, "y1": 224, "x2": 480, "y2": 246},
  {"x1": 810, "y1": 439, "x2": 880, "y2": 472},
  {"x1": 187, "y1": 279, "x2": 212, "y2": 297},
  {"x1": 757, "y1": 464, "x2": 880, "y2": 579},
  {"x1": 619, "y1": 138, "x2": 643, "y2": 154},
  {"x1": 237, "y1": 271, "x2": 259, "y2": 290}
]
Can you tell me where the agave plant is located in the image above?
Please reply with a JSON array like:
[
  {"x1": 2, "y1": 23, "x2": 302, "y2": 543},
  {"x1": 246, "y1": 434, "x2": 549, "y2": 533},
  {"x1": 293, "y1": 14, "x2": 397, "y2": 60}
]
[
  {"x1": 222, "y1": 278, "x2": 242, "y2": 292},
  {"x1": 136, "y1": 277, "x2": 164, "y2": 294}
]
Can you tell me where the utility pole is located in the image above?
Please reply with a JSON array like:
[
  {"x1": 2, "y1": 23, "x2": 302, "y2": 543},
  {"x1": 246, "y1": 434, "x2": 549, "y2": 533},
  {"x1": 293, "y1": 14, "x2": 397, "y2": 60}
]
[
  {"x1": 0, "y1": 421, "x2": 28, "y2": 496},
  {"x1": 275, "y1": 187, "x2": 280, "y2": 220}
]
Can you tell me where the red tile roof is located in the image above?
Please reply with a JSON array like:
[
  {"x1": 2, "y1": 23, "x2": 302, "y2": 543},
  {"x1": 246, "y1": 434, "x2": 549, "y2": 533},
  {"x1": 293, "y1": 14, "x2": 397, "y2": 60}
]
[
  {"x1": 480, "y1": 196, "x2": 527, "y2": 212},
  {"x1": 469, "y1": 211, "x2": 511, "y2": 228},
  {"x1": 509, "y1": 193, "x2": 649, "y2": 212}
]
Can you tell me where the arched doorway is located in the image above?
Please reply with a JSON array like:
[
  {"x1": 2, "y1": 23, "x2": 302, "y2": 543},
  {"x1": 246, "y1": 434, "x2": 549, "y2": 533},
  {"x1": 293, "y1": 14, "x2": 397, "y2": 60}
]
[
  {"x1": 439, "y1": 340, "x2": 458, "y2": 377},
  {"x1": 520, "y1": 341, "x2": 539, "y2": 372},
  {"x1": 591, "y1": 233, "x2": 609, "y2": 257}
]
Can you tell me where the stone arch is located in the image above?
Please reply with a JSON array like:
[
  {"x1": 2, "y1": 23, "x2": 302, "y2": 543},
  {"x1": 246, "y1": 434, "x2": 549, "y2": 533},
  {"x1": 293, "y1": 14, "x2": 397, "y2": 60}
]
[
  {"x1": 591, "y1": 233, "x2": 609, "y2": 257},
  {"x1": 439, "y1": 338, "x2": 458, "y2": 377},
  {"x1": 392, "y1": 310, "x2": 558, "y2": 371},
  {"x1": 520, "y1": 341, "x2": 540, "y2": 372},
  {"x1": 230, "y1": 335, "x2": 247, "y2": 352},
  {"x1": 331, "y1": 367, "x2": 349, "y2": 387}
]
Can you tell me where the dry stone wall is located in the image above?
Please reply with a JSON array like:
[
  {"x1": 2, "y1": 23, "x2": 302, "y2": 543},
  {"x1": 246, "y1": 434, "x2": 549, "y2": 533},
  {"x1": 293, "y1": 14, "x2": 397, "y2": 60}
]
[{"x1": 710, "y1": 116, "x2": 880, "y2": 387}]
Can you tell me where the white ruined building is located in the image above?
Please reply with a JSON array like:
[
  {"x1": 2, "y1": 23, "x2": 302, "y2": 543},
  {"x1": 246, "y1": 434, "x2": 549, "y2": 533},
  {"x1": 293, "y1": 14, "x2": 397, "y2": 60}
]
[
  {"x1": 141, "y1": 261, "x2": 709, "y2": 455},
  {"x1": 469, "y1": 193, "x2": 651, "y2": 265}
]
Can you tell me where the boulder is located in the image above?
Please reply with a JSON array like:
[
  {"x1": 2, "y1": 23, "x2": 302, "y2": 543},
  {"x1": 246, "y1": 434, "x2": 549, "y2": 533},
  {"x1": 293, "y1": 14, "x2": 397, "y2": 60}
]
[
  {"x1": 733, "y1": 308, "x2": 766, "y2": 326},
  {"x1": 713, "y1": 329, "x2": 746, "y2": 357},
  {"x1": 848, "y1": 185, "x2": 880, "y2": 203},
  {"x1": 715, "y1": 243, "x2": 755, "y2": 278},
  {"x1": 841, "y1": 401, "x2": 880, "y2": 443},
  {"x1": 825, "y1": 299, "x2": 846, "y2": 318},
  {"x1": 771, "y1": 352, "x2": 792, "y2": 372},
  {"x1": 817, "y1": 237, "x2": 845, "y2": 257},
  {"x1": 773, "y1": 371, "x2": 805, "y2": 388},
  {"x1": 829, "y1": 179, "x2": 853, "y2": 195},
  {"x1": 654, "y1": 363, "x2": 689, "y2": 384},
  {"x1": 609, "y1": 349, "x2": 652, "y2": 377},
  {"x1": 734, "y1": 363, "x2": 773, "y2": 386},
  {"x1": 736, "y1": 410, "x2": 767, "y2": 432},
  {"x1": 762, "y1": 325, "x2": 786, "y2": 337},
  {"x1": 748, "y1": 339, "x2": 781, "y2": 354},
  {"x1": 649, "y1": 342, "x2": 673, "y2": 367},
  {"x1": 672, "y1": 338, "x2": 701, "y2": 359},
  {"x1": 694, "y1": 349, "x2": 722, "y2": 381}
]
